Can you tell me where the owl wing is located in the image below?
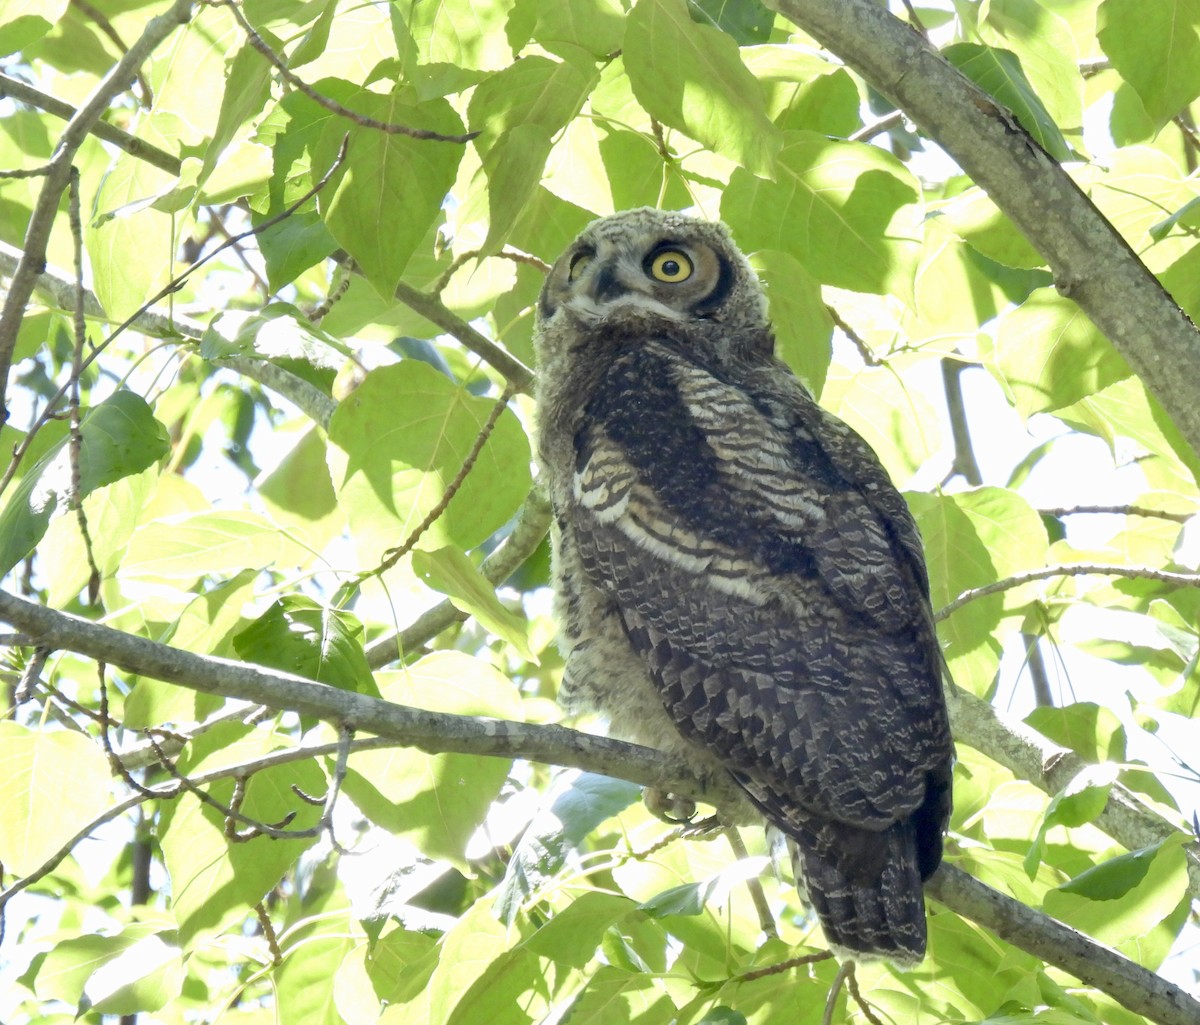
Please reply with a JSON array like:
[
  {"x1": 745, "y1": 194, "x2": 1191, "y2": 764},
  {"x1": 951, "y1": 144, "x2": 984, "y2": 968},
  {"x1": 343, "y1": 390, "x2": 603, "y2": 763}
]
[{"x1": 572, "y1": 341, "x2": 952, "y2": 835}]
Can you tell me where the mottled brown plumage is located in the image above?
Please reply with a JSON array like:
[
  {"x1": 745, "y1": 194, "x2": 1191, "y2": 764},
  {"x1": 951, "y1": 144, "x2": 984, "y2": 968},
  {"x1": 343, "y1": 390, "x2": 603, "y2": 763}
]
[{"x1": 533, "y1": 208, "x2": 953, "y2": 964}]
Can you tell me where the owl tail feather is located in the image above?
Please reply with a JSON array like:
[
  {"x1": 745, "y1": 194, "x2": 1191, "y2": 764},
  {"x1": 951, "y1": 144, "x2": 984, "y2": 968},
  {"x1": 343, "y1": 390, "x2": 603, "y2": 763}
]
[{"x1": 788, "y1": 820, "x2": 927, "y2": 966}]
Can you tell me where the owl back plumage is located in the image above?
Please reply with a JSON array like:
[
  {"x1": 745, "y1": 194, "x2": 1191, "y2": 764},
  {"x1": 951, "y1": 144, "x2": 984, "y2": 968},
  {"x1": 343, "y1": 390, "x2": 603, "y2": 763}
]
[{"x1": 534, "y1": 208, "x2": 954, "y2": 965}]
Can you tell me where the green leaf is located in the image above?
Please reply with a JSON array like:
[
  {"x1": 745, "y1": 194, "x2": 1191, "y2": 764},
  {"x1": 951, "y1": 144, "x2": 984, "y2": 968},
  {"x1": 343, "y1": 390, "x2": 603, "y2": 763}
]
[
  {"x1": 976, "y1": 0, "x2": 1083, "y2": 136},
  {"x1": 312, "y1": 83, "x2": 465, "y2": 299},
  {"x1": 942, "y1": 44, "x2": 1074, "y2": 162},
  {"x1": 0, "y1": 390, "x2": 168, "y2": 578},
  {"x1": 0, "y1": 723, "x2": 111, "y2": 876},
  {"x1": 121, "y1": 510, "x2": 306, "y2": 581},
  {"x1": 625, "y1": 0, "x2": 779, "y2": 176},
  {"x1": 1055, "y1": 843, "x2": 1162, "y2": 900},
  {"x1": 199, "y1": 41, "x2": 274, "y2": 188},
  {"x1": 691, "y1": 0, "x2": 774, "y2": 45},
  {"x1": 519, "y1": 0, "x2": 626, "y2": 58},
  {"x1": 940, "y1": 184, "x2": 1046, "y2": 269},
  {"x1": 638, "y1": 881, "x2": 710, "y2": 918},
  {"x1": 564, "y1": 965, "x2": 677, "y2": 1024},
  {"x1": 124, "y1": 571, "x2": 257, "y2": 728},
  {"x1": 465, "y1": 52, "x2": 600, "y2": 251},
  {"x1": 989, "y1": 287, "x2": 1132, "y2": 416},
  {"x1": 255, "y1": 211, "x2": 338, "y2": 292},
  {"x1": 34, "y1": 917, "x2": 178, "y2": 1011},
  {"x1": 85, "y1": 125, "x2": 187, "y2": 322},
  {"x1": 1098, "y1": 0, "x2": 1200, "y2": 128},
  {"x1": 425, "y1": 897, "x2": 534, "y2": 1025},
  {"x1": 326, "y1": 361, "x2": 531, "y2": 561},
  {"x1": 468, "y1": 52, "x2": 600, "y2": 153},
  {"x1": 232, "y1": 595, "x2": 378, "y2": 695},
  {"x1": 1057, "y1": 376, "x2": 1200, "y2": 487},
  {"x1": 497, "y1": 771, "x2": 641, "y2": 923},
  {"x1": 412, "y1": 545, "x2": 535, "y2": 660},
  {"x1": 722, "y1": 132, "x2": 922, "y2": 299},
  {"x1": 1149, "y1": 195, "x2": 1200, "y2": 242},
  {"x1": 476, "y1": 124, "x2": 556, "y2": 253},
  {"x1": 1026, "y1": 702, "x2": 1127, "y2": 763},
  {"x1": 910, "y1": 487, "x2": 1047, "y2": 690},
  {"x1": 523, "y1": 892, "x2": 638, "y2": 968},
  {"x1": 276, "y1": 900, "x2": 356, "y2": 1025},
  {"x1": 1044, "y1": 835, "x2": 1190, "y2": 948},
  {"x1": 748, "y1": 249, "x2": 832, "y2": 396},
  {"x1": 341, "y1": 652, "x2": 522, "y2": 866},
  {"x1": 1023, "y1": 766, "x2": 1116, "y2": 878},
  {"x1": 0, "y1": 0, "x2": 67, "y2": 56}
]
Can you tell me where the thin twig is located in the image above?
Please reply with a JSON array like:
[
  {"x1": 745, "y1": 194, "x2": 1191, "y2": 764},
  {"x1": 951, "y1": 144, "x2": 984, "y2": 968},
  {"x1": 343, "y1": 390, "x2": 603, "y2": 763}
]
[
  {"x1": 940, "y1": 357, "x2": 982, "y2": 487},
  {"x1": 392, "y1": 277, "x2": 536, "y2": 392},
  {"x1": 826, "y1": 305, "x2": 881, "y2": 366},
  {"x1": 71, "y1": 0, "x2": 154, "y2": 106},
  {"x1": 935, "y1": 562, "x2": 1200, "y2": 622},
  {"x1": 217, "y1": 0, "x2": 478, "y2": 143},
  {"x1": 822, "y1": 961, "x2": 852, "y2": 1025},
  {"x1": 146, "y1": 732, "x2": 319, "y2": 840},
  {"x1": 725, "y1": 827, "x2": 779, "y2": 940},
  {"x1": 0, "y1": 165, "x2": 52, "y2": 180},
  {"x1": 845, "y1": 964, "x2": 886, "y2": 1025},
  {"x1": 1039, "y1": 504, "x2": 1195, "y2": 523},
  {"x1": 254, "y1": 902, "x2": 283, "y2": 965},
  {"x1": 14, "y1": 646, "x2": 51, "y2": 703},
  {"x1": 66, "y1": 168, "x2": 101, "y2": 602},
  {"x1": 849, "y1": 110, "x2": 905, "y2": 143},
  {"x1": 735, "y1": 949, "x2": 832, "y2": 982},
  {"x1": 429, "y1": 248, "x2": 552, "y2": 295},
  {"x1": 367, "y1": 383, "x2": 517, "y2": 580},
  {"x1": 366, "y1": 488, "x2": 552, "y2": 667}
]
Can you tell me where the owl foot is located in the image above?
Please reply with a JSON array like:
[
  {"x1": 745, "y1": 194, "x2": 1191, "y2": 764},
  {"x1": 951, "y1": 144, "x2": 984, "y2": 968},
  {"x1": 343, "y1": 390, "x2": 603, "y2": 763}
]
[{"x1": 643, "y1": 786, "x2": 697, "y2": 824}]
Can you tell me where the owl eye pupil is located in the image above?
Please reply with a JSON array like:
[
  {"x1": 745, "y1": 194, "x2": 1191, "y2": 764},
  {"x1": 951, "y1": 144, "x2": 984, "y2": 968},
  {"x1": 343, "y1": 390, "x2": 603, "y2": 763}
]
[{"x1": 662, "y1": 260, "x2": 680, "y2": 276}]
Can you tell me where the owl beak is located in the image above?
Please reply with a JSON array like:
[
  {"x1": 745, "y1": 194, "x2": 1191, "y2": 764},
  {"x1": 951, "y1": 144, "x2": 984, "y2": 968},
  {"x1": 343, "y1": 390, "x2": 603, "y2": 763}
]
[{"x1": 588, "y1": 261, "x2": 629, "y2": 302}]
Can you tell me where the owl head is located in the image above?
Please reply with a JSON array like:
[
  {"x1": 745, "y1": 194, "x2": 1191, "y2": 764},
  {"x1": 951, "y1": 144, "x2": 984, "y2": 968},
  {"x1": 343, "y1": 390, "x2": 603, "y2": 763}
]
[{"x1": 535, "y1": 208, "x2": 771, "y2": 359}]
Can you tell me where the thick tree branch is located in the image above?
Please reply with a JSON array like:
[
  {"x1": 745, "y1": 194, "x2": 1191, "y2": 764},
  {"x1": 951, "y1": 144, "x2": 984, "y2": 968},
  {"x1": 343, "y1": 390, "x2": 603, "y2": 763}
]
[
  {"x1": 0, "y1": 0, "x2": 195, "y2": 423},
  {"x1": 766, "y1": 0, "x2": 1200, "y2": 464},
  {"x1": 1, "y1": 587, "x2": 1198, "y2": 1024}
]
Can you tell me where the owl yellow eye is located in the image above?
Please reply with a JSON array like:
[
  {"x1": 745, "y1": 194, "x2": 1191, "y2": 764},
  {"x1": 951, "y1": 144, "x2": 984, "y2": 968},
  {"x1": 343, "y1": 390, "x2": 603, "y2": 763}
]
[
  {"x1": 568, "y1": 252, "x2": 592, "y2": 282},
  {"x1": 648, "y1": 250, "x2": 693, "y2": 283}
]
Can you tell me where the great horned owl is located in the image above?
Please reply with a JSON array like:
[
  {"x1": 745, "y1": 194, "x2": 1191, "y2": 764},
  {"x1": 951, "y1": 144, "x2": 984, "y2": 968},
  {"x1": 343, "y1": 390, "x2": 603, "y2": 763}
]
[{"x1": 533, "y1": 207, "x2": 954, "y2": 965}]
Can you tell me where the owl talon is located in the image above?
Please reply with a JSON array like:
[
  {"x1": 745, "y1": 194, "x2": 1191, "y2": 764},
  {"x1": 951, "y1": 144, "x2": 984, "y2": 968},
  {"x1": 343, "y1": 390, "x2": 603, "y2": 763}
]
[
  {"x1": 680, "y1": 814, "x2": 723, "y2": 838},
  {"x1": 643, "y1": 787, "x2": 697, "y2": 824}
]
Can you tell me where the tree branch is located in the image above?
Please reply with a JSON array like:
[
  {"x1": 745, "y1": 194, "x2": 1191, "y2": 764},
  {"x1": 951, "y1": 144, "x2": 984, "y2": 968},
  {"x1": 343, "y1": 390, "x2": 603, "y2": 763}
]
[
  {"x1": 392, "y1": 278, "x2": 536, "y2": 394},
  {"x1": 765, "y1": 0, "x2": 1200, "y2": 465},
  {"x1": 0, "y1": 241, "x2": 336, "y2": 431},
  {"x1": 0, "y1": 72, "x2": 180, "y2": 175},
  {"x1": 935, "y1": 562, "x2": 1200, "y2": 622},
  {"x1": 2, "y1": 587, "x2": 1198, "y2": 1024},
  {"x1": 944, "y1": 682, "x2": 1200, "y2": 904},
  {"x1": 0, "y1": 0, "x2": 196, "y2": 424}
]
